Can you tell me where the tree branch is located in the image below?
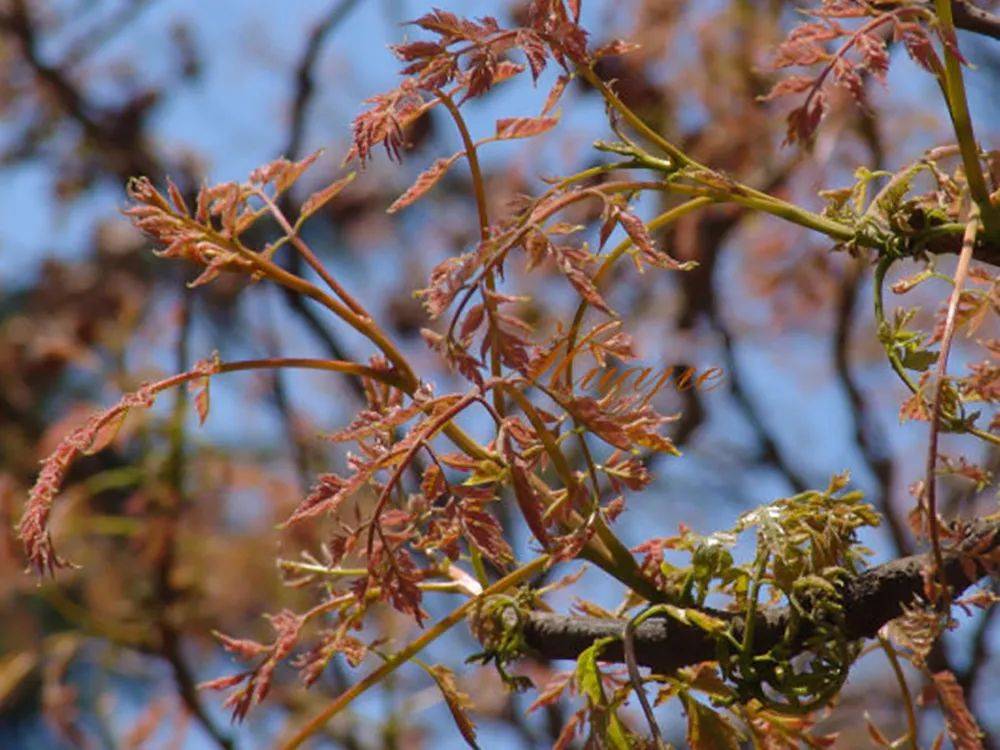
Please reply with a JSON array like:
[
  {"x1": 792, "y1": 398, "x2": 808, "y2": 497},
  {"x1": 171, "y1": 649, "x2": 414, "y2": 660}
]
[
  {"x1": 520, "y1": 520, "x2": 1000, "y2": 673},
  {"x1": 952, "y1": 0, "x2": 1000, "y2": 41}
]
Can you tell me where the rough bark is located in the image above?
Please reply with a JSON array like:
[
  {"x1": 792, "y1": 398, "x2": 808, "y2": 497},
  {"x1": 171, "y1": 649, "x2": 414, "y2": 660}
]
[
  {"x1": 521, "y1": 520, "x2": 1000, "y2": 673},
  {"x1": 953, "y1": 0, "x2": 1000, "y2": 41}
]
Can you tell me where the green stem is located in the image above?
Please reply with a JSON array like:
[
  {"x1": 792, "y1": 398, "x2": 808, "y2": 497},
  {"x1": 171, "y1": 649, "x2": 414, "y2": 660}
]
[
  {"x1": 934, "y1": 0, "x2": 997, "y2": 234},
  {"x1": 877, "y1": 635, "x2": 919, "y2": 750},
  {"x1": 218, "y1": 357, "x2": 404, "y2": 386},
  {"x1": 580, "y1": 64, "x2": 858, "y2": 245},
  {"x1": 561, "y1": 196, "x2": 714, "y2": 388},
  {"x1": 504, "y1": 386, "x2": 661, "y2": 602},
  {"x1": 281, "y1": 555, "x2": 551, "y2": 750},
  {"x1": 630, "y1": 156, "x2": 855, "y2": 242},
  {"x1": 924, "y1": 210, "x2": 980, "y2": 599},
  {"x1": 872, "y1": 257, "x2": 920, "y2": 394},
  {"x1": 193, "y1": 221, "x2": 419, "y2": 390},
  {"x1": 740, "y1": 549, "x2": 770, "y2": 678},
  {"x1": 436, "y1": 89, "x2": 506, "y2": 416},
  {"x1": 577, "y1": 65, "x2": 693, "y2": 169}
]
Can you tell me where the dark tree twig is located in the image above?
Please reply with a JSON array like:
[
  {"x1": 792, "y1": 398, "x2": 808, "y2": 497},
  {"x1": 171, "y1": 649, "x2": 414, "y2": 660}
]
[
  {"x1": 520, "y1": 521, "x2": 1000, "y2": 673},
  {"x1": 952, "y1": 0, "x2": 1000, "y2": 40}
]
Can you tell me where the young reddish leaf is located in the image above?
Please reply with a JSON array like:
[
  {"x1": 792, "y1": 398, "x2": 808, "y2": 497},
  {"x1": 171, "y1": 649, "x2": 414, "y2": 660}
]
[
  {"x1": 933, "y1": 671, "x2": 985, "y2": 750},
  {"x1": 19, "y1": 373, "x2": 198, "y2": 574},
  {"x1": 527, "y1": 670, "x2": 574, "y2": 713},
  {"x1": 553, "y1": 711, "x2": 584, "y2": 750},
  {"x1": 295, "y1": 627, "x2": 368, "y2": 687},
  {"x1": 549, "y1": 522, "x2": 597, "y2": 562},
  {"x1": 772, "y1": 21, "x2": 840, "y2": 69},
  {"x1": 615, "y1": 210, "x2": 653, "y2": 257},
  {"x1": 391, "y1": 40, "x2": 445, "y2": 61},
  {"x1": 510, "y1": 460, "x2": 550, "y2": 547},
  {"x1": 937, "y1": 25, "x2": 969, "y2": 66},
  {"x1": 284, "y1": 470, "x2": 367, "y2": 526},
  {"x1": 461, "y1": 506, "x2": 514, "y2": 568},
  {"x1": 631, "y1": 430, "x2": 680, "y2": 456},
  {"x1": 421, "y1": 463, "x2": 447, "y2": 502},
  {"x1": 568, "y1": 396, "x2": 630, "y2": 450},
  {"x1": 189, "y1": 376, "x2": 211, "y2": 426},
  {"x1": 166, "y1": 177, "x2": 190, "y2": 217},
  {"x1": 197, "y1": 672, "x2": 252, "y2": 693},
  {"x1": 759, "y1": 75, "x2": 815, "y2": 102},
  {"x1": 785, "y1": 93, "x2": 827, "y2": 145},
  {"x1": 420, "y1": 663, "x2": 480, "y2": 750},
  {"x1": 592, "y1": 39, "x2": 640, "y2": 60},
  {"x1": 300, "y1": 173, "x2": 356, "y2": 221},
  {"x1": 598, "y1": 206, "x2": 617, "y2": 250},
  {"x1": 553, "y1": 245, "x2": 613, "y2": 315},
  {"x1": 368, "y1": 547, "x2": 427, "y2": 624},
  {"x1": 458, "y1": 303, "x2": 486, "y2": 342},
  {"x1": 524, "y1": 230, "x2": 551, "y2": 270},
  {"x1": 250, "y1": 151, "x2": 321, "y2": 192},
  {"x1": 603, "y1": 457, "x2": 652, "y2": 492},
  {"x1": 678, "y1": 663, "x2": 733, "y2": 700},
  {"x1": 516, "y1": 28, "x2": 548, "y2": 81},
  {"x1": 411, "y1": 9, "x2": 495, "y2": 43},
  {"x1": 616, "y1": 208, "x2": 692, "y2": 271},
  {"x1": 387, "y1": 153, "x2": 461, "y2": 213},
  {"x1": 492, "y1": 60, "x2": 526, "y2": 85},
  {"x1": 466, "y1": 48, "x2": 500, "y2": 99},
  {"x1": 680, "y1": 693, "x2": 742, "y2": 750},
  {"x1": 213, "y1": 631, "x2": 270, "y2": 661},
  {"x1": 495, "y1": 116, "x2": 559, "y2": 141},
  {"x1": 897, "y1": 21, "x2": 941, "y2": 74},
  {"x1": 541, "y1": 74, "x2": 570, "y2": 116},
  {"x1": 349, "y1": 80, "x2": 427, "y2": 164},
  {"x1": 416, "y1": 250, "x2": 480, "y2": 318},
  {"x1": 81, "y1": 409, "x2": 129, "y2": 456}
]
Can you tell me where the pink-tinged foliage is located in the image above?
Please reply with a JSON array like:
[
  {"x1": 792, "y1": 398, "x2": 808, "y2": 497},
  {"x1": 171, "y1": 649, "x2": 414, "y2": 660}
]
[
  {"x1": 347, "y1": 1, "x2": 588, "y2": 166},
  {"x1": 459, "y1": 502, "x2": 514, "y2": 568},
  {"x1": 125, "y1": 152, "x2": 336, "y2": 287},
  {"x1": 551, "y1": 242, "x2": 614, "y2": 315},
  {"x1": 416, "y1": 250, "x2": 482, "y2": 319},
  {"x1": 295, "y1": 627, "x2": 368, "y2": 688},
  {"x1": 495, "y1": 115, "x2": 559, "y2": 141},
  {"x1": 204, "y1": 610, "x2": 305, "y2": 722},
  {"x1": 19, "y1": 356, "x2": 221, "y2": 574},
  {"x1": 614, "y1": 206, "x2": 695, "y2": 272},
  {"x1": 387, "y1": 153, "x2": 463, "y2": 213},
  {"x1": 507, "y1": 446, "x2": 552, "y2": 550},
  {"x1": 17, "y1": 0, "x2": 1000, "y2": 742},
  {"x1": 566, "y1": 394, "x2": 678, "y2": 456},
  {"x1": 763, "y1": 2, "x2": 954, "y2": 143},
  {"x1": 932, "y1": 671, "x2": 986, "y2": 750},
  {"x1": 360, "y1": 545, "x2": 427, "y2": 625}
]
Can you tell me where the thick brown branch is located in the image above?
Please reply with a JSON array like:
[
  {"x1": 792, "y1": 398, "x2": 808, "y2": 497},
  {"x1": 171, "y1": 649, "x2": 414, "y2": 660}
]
[
  {"x1": 904, "y1": 219, "x2": 1000, "y2": 267},
  {"x1": 521, "y1": 520, "x2": 1000, "y2": 673},
  {"x1": 952, "y1": 0, "x2": 1000, "y2": 41}
]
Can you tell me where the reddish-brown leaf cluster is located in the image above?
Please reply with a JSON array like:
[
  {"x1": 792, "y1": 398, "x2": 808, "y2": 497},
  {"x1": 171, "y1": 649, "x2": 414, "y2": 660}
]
[
  {"x1": 202, "y1": 609, "x2": 304, "y2": 722},
  {"x1": 125, "y1": 152, "x2": 351, "y2": 288},
  {"x1": 294, "y1": 625, "x2": 368, "y2": 688},
  {"x1": 18, "y1": 356, "x2": 221, "y2": 575},
  {"x1": 348, "y1": 1, "x2": 592, "y2": 166},
  {"x1": 763, "y1": 2, "x2": 946, "y2": 144},
  {"x1": 932, "y1": 670, "x2": 986, "y2": 750}
]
